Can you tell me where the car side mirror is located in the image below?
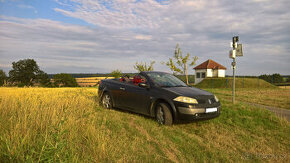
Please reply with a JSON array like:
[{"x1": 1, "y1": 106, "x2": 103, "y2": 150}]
[{"x1": 138, "y1": 83, "x2": 149, "y2": 88}]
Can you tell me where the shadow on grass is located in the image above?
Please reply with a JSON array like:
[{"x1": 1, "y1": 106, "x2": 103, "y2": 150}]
[{"x1": 104, "y1": 106, "x2": 218, "y2": 126}]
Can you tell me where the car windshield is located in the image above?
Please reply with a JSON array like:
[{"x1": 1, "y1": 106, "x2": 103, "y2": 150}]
[{"x1": 146, "y1": 72, "x2": 187, "y2": 87}]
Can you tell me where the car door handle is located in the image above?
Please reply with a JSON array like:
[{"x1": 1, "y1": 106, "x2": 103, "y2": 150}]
[{"x1": 120, "y1": 87, "x2": 125, "y2": 90}]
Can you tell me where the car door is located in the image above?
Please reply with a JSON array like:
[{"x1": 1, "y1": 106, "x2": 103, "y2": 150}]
[
  {"x1": 121, "y1": 75, "x2": 152, "y2": 115},
  {"x1": 107, "y1": 81, "x2": 125, "y2": 108},
  {"x1": 114, "y1": 81, "x2": 130, "y2": 107}
]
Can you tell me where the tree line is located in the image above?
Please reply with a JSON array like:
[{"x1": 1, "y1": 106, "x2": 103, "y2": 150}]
[
  {"x1": 0, "y1": 59, "x2": 78, "y2": 87},
  {"x1": 259, "y1": 73, "x2": 289, "y2": 84}
]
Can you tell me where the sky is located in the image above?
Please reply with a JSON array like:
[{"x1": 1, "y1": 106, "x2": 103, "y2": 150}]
[{"x1": 0, "y1": 0, "x2": 289, "y2": 75}]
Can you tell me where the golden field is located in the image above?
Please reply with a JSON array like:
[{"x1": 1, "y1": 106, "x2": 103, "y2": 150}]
[
  {"x1": 0, "y1": 87, "x2": 289, "y2": 162},
  {"x1": 279, "y1": 86, "x2": 290, "y2": 89},
  {"x1": 75, "y1": 77, "x2": 114, "y2": 87}
]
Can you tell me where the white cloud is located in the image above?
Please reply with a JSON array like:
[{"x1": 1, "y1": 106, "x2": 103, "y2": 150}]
[
  {"x1": 0, "y1": 16, "x2": 161, "y2": 73},
  {"x1": 135, "y1": 35, "x2": 152, "y2": 40},
  {"x1": 54, "y1": 0, "x2": 164, "y2": 28},
  {"x1": 0, "y1": 0, "x2": 290, "y2": 75}
]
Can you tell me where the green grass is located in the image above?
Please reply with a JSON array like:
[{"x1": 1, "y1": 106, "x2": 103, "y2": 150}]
[
  {"x1": 196, "y1": 77, "x2": 275, "y2": 89},
  {"x1": 175, "y1": 75, "x2": 195, "y2": 84},
  {"x1": 206, "y1": 88, "x2": 290, "y2": 110},
  {"x1": 0, "y1": 88, "x2": 289, "y2": 162}
]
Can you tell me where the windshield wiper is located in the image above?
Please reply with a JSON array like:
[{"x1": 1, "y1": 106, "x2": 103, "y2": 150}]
[
  {"x1": 174, "y1": 85, "x2": 187, "y2": 87},
  {"x1": 160, "y1": 85, "x2": 187, "y2": 87},
  {"x1": 160, "y1": 85, "x2": 173, "y2": 88}
]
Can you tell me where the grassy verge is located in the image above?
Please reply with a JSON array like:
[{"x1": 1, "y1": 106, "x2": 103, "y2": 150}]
[
  {"x1": 0, "y1": 88, "x2": 289, "y2": 162},
  {"x1": 206, "y1": 88, "x2": 290, "y2": 110},
  {"x1": 196, "y1": 78, "x2": 275, "y2": 89}
]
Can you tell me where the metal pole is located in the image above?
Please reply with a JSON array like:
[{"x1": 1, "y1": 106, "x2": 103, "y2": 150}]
[
  {"x1": 232, "y1": 58, "x2": 235, "y2": 104},
  {"x1": 232, "y1": 36, "x2": 236, "y2": 104},
  {"x1": 226, "y1": 78, "x2": 228, "y2": 88},
  {"x1": 231, "y1": 36, "x2": 240, "y2": 104},
  {"x1": 243, "y1": 76, "x2": 244, "y2": 88}
]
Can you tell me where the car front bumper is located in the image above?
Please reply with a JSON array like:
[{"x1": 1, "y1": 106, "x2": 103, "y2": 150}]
[{"x1": 175, "y1": 102, "x2": 221, "y2": 121}]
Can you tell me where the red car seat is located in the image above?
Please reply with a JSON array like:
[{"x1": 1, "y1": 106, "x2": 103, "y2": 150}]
[{"x1": 132, "y1": 76, "x2": 145, "y2": 85}]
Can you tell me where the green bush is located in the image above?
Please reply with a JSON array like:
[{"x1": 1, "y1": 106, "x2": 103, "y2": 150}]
[
  {"x1": 0, "y1": 69, "x2": 7, "y2": 86},
  {"x1": 110, "y1": 69, "x2": 122, "y2": 79},
  {"x1": 259, "y1": 73, "x2": 284, "y2": 83},
  {"x1": 53, "y1": 73, "x2": 78, "y2": 87}
]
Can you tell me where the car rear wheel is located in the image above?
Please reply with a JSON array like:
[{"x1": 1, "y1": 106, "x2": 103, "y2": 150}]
[
  {"x1": 102, "y1": 93, "x2": 112, "y2": 109},
  {"x1": 156, "y1": 103, "x2": 173, "y2": 125}
]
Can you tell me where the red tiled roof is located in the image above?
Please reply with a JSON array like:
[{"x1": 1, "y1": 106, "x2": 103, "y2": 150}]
[{"x1": 194, "y1": 59, "x2": 226, "y2": 70}]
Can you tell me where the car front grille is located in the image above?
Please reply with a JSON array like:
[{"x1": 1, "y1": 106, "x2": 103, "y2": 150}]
[{"x1": 196, "y1": 96, "x2": 216, "y2": 105}]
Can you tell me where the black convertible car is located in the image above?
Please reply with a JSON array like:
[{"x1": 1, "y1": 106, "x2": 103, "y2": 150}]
[{"x1": 98, "y1": 71, "x2": 221, "y2": 125}]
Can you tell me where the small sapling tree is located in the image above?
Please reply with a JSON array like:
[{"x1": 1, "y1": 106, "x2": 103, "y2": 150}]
[
  {"x1": 134, "y1": 61, "x2": 155, "y2": 72},
  {"x1": 163, "y1": 44, "x2": 198, "y2": 85}
]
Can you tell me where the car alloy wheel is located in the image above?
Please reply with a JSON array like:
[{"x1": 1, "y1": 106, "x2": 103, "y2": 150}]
[
  {"x1": 155, "y1": 103, "x2": 173, "y2": 125},
  {"x1": 102, "y1": 94, "x2": 112, "y2": 109},
  {"x1": 156, "y1": 106, "x2": 165, "y2": 125}
]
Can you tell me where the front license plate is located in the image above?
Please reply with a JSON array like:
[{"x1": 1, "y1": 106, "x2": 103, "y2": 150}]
[{"x1": 206, "y1": 107, "x2": 217, "y2": 113}]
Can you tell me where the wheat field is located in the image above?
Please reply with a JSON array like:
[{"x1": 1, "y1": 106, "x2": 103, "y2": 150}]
[
  {"x1": 75, "y1": 77, "x2": 114, "y2": 87},
  {"x1": 0, "y1": 88, "x2": 101, "y2": 161}
]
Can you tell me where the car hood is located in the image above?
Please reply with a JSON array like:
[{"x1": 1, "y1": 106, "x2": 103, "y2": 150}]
[{"x1": 163, "y1": 86, "x2": 213, "y2": 98}]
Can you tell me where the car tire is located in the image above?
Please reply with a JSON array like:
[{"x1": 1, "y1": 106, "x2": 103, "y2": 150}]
[
  {"x1": 155, "y1": 103, "x2": 173, "y2": 125},
  {"x1": 101, "y1": 93, "x2": 113, "y2": 109}
]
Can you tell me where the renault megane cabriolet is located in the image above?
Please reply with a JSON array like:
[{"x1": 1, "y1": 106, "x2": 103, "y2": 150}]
[{"x1": 98, "y1": 71, "x2": 221, "y2": 125}]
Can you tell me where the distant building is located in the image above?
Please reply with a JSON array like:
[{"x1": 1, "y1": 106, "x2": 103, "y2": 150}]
[{"x1": 194, "y1": 59, "x2": 226, "y2": 84}]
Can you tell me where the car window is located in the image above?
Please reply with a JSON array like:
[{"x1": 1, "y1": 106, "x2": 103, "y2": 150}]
[{"x1": 146, "y1": 72, "x2": 187, "y2": 87}]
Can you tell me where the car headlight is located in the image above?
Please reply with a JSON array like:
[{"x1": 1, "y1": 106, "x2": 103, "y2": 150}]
[
  {"x1": 173, "y1": 96, "x2": 198, "y2": 104},
  {"x1": 214, "y1": 95, "x2": 219, "y2": 102}
]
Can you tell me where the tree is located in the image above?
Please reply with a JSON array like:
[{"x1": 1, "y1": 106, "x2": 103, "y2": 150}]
[
  {"x1": 53, "y1": 73, "x2": 78, "y2": 87},
  {"x1": 36, "y1": 71, "x2": 52, "y2": 87},
  {"x1": 8, "y1": 59, "x2": 44, "y2": 86},
  {"x1": 163, "y1": 44, "x2": 198, "y2": 85},
  {"x1": 0, "y1": 69, "x2": 7, "y2": 86},
  {"x1": 110, "y1": 69, "x2": 122, "y2": 78},
  {"x1": 272, "y1": 73, "x2": 283, "y2": 83},
  {"x1": 134, "y1": 61, "x2": 155, "y2": 72},
  {"x1": 259, "y1": 74, "x2": 271, "y2": 83}
]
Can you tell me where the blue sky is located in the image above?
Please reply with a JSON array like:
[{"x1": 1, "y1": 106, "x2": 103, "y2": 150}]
[
  {"x1": 0, "y1": 0, "x2": 90, "y2": 25},
  {"x1": 0, "y1": 0, "x2": 289, "y2": 75}
]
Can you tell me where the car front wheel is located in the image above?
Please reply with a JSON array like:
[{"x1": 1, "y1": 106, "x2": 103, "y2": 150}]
[
  {"x1": 156, "y1": 103, "x2": 173, "y2": 125},
  {"x1": 102, "y1": 93, "x2": 112, "y2": 109}
]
